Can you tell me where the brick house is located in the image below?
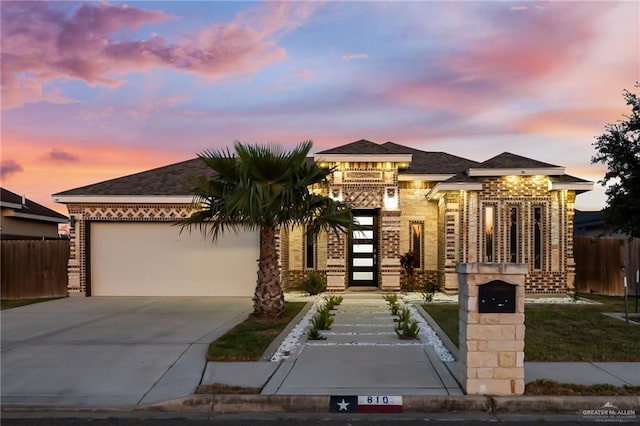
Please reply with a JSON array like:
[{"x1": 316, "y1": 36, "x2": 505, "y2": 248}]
[{"x1": 53, "y1": 139, "x2": 592, "y2": 296}]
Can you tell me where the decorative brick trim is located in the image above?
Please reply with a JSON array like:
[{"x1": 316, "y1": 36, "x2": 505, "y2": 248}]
[{"x1": 66, "y1": 203, "x2": 194, "y2": 294}]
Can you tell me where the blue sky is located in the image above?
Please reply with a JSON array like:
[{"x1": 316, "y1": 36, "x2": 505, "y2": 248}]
[{"x1": 1, "y1": 0, "x2": 638, "y2": 213}]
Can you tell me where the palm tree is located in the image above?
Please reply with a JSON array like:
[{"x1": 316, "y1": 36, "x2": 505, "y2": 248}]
[{"x1": 181, "y1": 140, "x2": 354, "y2": 318}]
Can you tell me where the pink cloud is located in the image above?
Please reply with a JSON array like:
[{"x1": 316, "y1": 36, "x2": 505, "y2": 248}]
[
  {"x1": 0, "y1": 159, "x2": 24, "y2": 179},
  {"x1": 513, "y1": 107, "x2": 629, "y2": 136},
  {"x1": 1, "y1": 2, "x2": 320, "y2": 109},
  {"x1": 47, "y1": 148, "x2": 79, "y2": 163},
  {"x1": 341, "y1": 53, "x2": 369, "y2": 61},
  {"x1": 446, "y1": 4, "x2": 600, "y2": 88}
]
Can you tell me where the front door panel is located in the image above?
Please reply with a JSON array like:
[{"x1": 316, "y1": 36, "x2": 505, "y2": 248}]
[{"x1": 349, "y1": 210, "x2": 377, "y2": 286}]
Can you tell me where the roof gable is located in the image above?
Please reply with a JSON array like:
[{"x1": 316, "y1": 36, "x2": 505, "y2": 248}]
[
  {"x1": 316, "y1": 139, "x2": 394, "y2": 155},
  {"x1": 475, "y1": 152, "x2": 560, "y2": 169},
  {"x1": 467, "y1": 152, "x2": 565, "y2": 177}
]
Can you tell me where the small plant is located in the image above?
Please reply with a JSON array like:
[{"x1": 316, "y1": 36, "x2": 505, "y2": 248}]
[
  {"x1": 397, "y1": 306, "x2": 411, "y2": 323},
  {"x1": 330, "y1": 295, "x2": 344, "y2": 305},
  {"x1": 400, "y1": 251, "x2": 419, "y2": 290},
  {"x1": 390, "y1": 302, "x2": 401, "y2": 316},
  {"x1": 307, "y1": 326, "x2": 325, "y2": 340},
  {"x1": 421, "y1": 281, "x2": 441, "y2": 303},
  {"x1": 324, "y1": 295, "x2": 342, "y2": 310},
  {"x1": 383, "y1": 294, "x2": 398, "y2": 305},
  {"x1": 323, "y1": 297, "x2": 335, "y2": 311},
  {"x1": 395, "y1": 320, "x2": 420, "y2": 340},
  {"x1": 311, "y1": 307, "x2": 334, "y2": 330},
  {"x1": 299, "y1": 272, "x2": 326, "y2": 296}
]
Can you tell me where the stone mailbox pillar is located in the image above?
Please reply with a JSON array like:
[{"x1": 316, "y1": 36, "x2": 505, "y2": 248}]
[{"x1": 457, "y1": 263, "x2": 527, "y2": 395}]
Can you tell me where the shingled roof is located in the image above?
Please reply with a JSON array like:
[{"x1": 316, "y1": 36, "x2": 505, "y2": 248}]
[
  {"x1": 53, "y1": 158, "x2": 215, "y2": 196},
  {"x1": 472, "y1": 152, "x2": 560, "y2": 169},
  {"x1": 317, "y1": 139, "x2": 479, "y2": 174},
  {"x1": 317, "y1": 139, "x2": 395, "y2": 155},
  {"x1": 1, "y1": 187, "x2": 67, "y2": 220},
  {"x1": 381, "y1": 141, "x2": 479, "y2": 174},
  {"x1": 53, "y1": 142, "x2": 589, "y2": 198}
]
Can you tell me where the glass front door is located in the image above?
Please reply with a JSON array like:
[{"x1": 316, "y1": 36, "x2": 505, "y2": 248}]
[{"x1": 349, "y1": 210, "x2": 377, "y2": 286}]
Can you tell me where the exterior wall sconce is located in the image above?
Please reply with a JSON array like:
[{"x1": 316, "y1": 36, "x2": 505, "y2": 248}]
[
  {"x1": 384, "y1": 186, "x2": 398, "y2": 209},
  {"x1": 330, "y1": 187, "x2": 343, "y2": 202}
]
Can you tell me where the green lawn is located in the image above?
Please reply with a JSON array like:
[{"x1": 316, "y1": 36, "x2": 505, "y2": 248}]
[
  {"x1": 207, "y1": 302, "x2": 306, "y2": 361},
  {"x1": 1, "y1": 297, "x2": 64, "y2": 310},
  {"x1": 424, "y1": 294, "x2": 640, "y2": 362}
]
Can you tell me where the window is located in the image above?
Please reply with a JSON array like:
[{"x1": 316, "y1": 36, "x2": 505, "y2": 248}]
[
  {"x1": 533, "y1": 207, "x2": 543, "y2": 269},
  {"x1": 305, "y1": 226, "x2": 315, "y2": 269},
  {"x1": 484, "y1": 205, "x2": 495, "y2": 262},
  {"x1": 410, "y1": 222, "x2": 423, "y2": 269},
  {"x1": 509, "y1": 207, "x2": 518, "y2": 263}
]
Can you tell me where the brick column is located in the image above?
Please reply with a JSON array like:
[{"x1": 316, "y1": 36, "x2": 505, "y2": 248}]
[
  {"x1": 326, "y1": 231, "x2": 347, "y2": 291},
  {"x1": 457, "y1": 263, "x2": 526, "y2": 395},
  {"x1": 380, "y1": 209, "x2": 401, "y2": 291},
  {"x1": 443, "y1": 193, "x2": 460, "y2": 293}
]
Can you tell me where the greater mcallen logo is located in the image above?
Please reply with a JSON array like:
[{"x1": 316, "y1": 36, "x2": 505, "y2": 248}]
[{"x1": 582, "y1": 402, "x2": 636, "y2": 422}]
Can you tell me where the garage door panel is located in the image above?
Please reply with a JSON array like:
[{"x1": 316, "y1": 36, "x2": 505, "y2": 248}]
[{"x1": 90, "y1": 222, "x2": 259, "y2": 296}]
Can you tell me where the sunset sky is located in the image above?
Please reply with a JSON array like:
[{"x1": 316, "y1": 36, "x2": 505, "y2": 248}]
[{"x1": 1, "y1": 0, "x2": 638, "y2": 215}]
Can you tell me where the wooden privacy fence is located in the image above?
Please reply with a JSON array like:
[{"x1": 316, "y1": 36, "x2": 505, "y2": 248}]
[
  {"x1": 574, "y1": 236, "x2": 640, "y2": 296},
  {"x1": 1, "y1": 240, "x2": 69, "y2": 299}
]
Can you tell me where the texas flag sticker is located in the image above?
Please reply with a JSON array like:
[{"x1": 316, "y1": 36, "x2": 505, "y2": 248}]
[
  {"x1": 329, "y1": 395, "x2": 403, "y2": 413},
  {"x1": 329, "y1": 395, "x2": 358, "y2": 413}
]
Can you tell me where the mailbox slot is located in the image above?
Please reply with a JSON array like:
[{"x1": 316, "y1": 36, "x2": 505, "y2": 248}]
[{"x1": 478, "y1": 280, "x2": 516, "y2": 313}]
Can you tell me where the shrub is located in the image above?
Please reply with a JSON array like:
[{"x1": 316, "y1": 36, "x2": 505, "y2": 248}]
[
  {"x1": 397, "y1": 306, "x2": 411, "y2": 323},
  {"x1": 390, "y1": 302, "x2": 401, "y2": 316},
  {"x1": 383, "y1": 294, "x2": 398, "y2": 305},
  {"x1": 299, "y1": 272, "x2": 326, "y2": 296},
  {"x1": 325, "y1": 295, "x2": 343, "y2": 306},
  {"x1": 311, "y1": 307, "x2": 334, "y2": 330},
  {"x1": 307, "y1": 326, "x2": 324, "y2": 340},
  {"x1": 323, "y1": 295, "x2": 343, "y2": 310},
  {"x1": 421, "y1": 281, "x2": 441, "y2": 303},
  {"x1": 400, "y1": 251, "x2": 419, "y2": 290},
  {"x1": 395, "y1": 320, "x2": 420, "y2": 340}
]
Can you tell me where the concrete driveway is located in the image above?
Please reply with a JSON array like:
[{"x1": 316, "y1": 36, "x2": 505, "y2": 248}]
[{"x1": 1, "y1": 296, "x2": 252, "y2": 408}]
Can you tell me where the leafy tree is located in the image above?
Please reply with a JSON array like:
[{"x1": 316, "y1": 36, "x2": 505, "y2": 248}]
[
  {"x1": 181, "y1": 141, "x2": 354, "y2": 318},
  {"x1": 592, "y1": 83, "x2": 640, "y2": 236}
]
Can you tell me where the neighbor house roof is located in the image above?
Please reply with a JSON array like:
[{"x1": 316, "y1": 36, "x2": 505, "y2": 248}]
[{"x1": 1, "y1": 187, "x2": 67, "y2": 222}]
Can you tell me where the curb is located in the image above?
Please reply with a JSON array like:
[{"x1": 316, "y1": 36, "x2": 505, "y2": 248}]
[
  {"x1": 134, "y1": 394, "x2": 640, "y2": 414},
  {"x1": 261, "y1": 302, "x2": 313, "y2": 361}
]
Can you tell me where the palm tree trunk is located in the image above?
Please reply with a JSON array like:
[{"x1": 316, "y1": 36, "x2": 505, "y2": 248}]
[{"x1": 254, "y1": 225, "x2": 286, "y2": 318}]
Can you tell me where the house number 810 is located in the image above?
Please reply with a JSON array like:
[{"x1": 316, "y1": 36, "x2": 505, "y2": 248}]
[{"x1": 367, "y1": 396, "x2": 389, "y2": 404}]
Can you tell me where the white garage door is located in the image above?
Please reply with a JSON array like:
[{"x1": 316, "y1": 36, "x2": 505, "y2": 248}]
[{"x1": 90, "y1": 222, "x2": 259, "y2": 296}]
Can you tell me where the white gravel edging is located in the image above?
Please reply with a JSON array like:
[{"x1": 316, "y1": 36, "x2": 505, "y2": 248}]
[
  {"x1": 270, "y1": 299, "x2": 323, "y2": 362},
  {"x1": 407, "y1": 304, "x2": 455, "y2": 362}
]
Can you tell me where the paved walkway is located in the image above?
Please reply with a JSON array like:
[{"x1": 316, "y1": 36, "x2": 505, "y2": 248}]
[{"x1": 260, "y1": 294, "x2": 461, "y2": 395}]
